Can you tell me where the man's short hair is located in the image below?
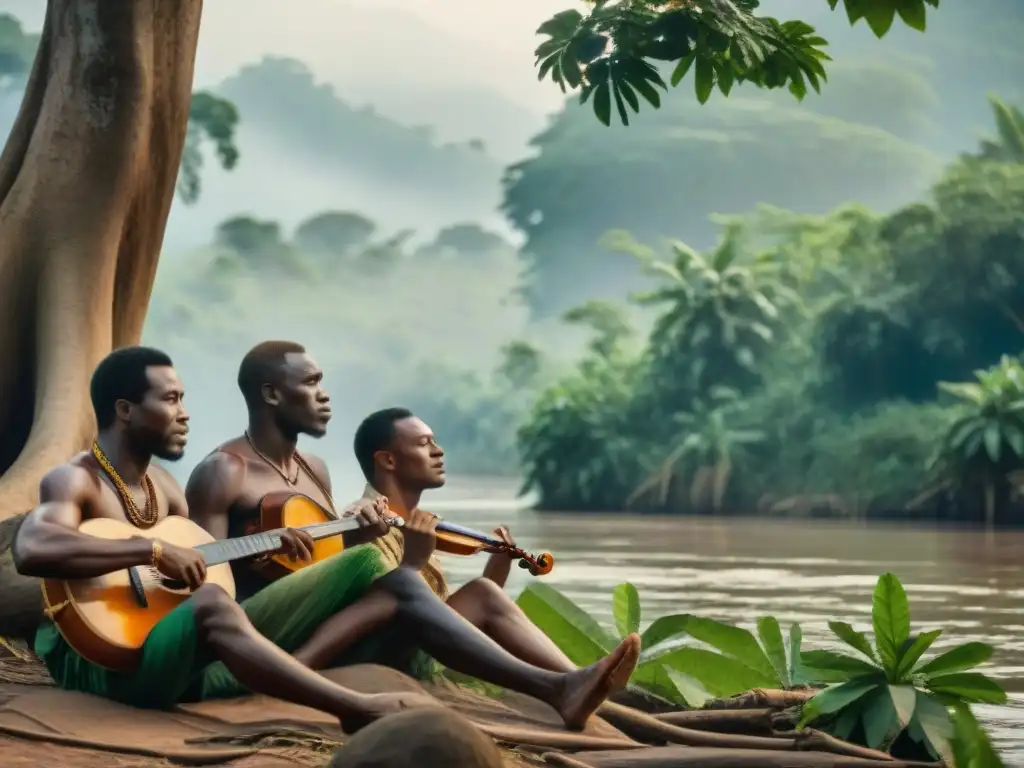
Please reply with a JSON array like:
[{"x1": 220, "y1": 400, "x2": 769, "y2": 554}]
[
  {"x1": 90, "y1": 346, "x2": 174, "y2": 429},
  {"x1": 237, "y1": 340, "x2": 306, "y2": 407},
  {"x1": 353, "y1": 407, "x2": 414, "y2": 482}
]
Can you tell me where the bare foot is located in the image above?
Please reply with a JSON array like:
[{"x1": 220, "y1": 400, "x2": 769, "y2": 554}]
[
  {"x1": 554, "y1": 633, "x2": 641, "y2": 731},
  {"x1": 340, "y1": 691, "x2": 444, "y2": 734}
]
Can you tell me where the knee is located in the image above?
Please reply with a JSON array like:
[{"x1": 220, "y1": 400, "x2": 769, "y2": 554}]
[
  {"x1": 190, "y1": 583, "x2": 246, "y2": 634},
  {"x1": 377, "y1": 566, "x2": 434, "y2": 601},
  {"x1": 460, "y1": 577, "x2": 509, "y2": 609}
]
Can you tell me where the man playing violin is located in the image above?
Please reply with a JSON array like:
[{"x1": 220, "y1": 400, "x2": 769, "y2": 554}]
[
  {"x1": 351, "y1": 407, "x2": 599, "y2": 682},
  {"x1": 185, "y1": 340, "x2": 640, "y2": 730},
  {"x1": 13, "y1": 346, "x2": 438, "y2": 731}
]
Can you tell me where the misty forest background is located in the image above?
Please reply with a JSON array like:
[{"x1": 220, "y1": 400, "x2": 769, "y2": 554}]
[{"x1": 2, "y1": 1, "x2": 1023, "y2": 522}]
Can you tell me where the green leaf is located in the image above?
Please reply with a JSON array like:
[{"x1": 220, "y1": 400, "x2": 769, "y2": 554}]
[
  {"x1": 862, "y1": 2, "x2": 897, "y2": 37},
  {"x1": 670, "y1": 53, "x2": 695, "y2": 87},
  {"x1": 984, "y1": 421, "x2": 1002, "y2": 463},
  {"x1": 913, "y1": 691, "x2": 955, "y2": 765},
  {"x1": 663, "y1": 666, "x2": 713, "y2": 708},
  {"x1": 801, "y1": 650, "x2": 879, "y2": 683},
  {"x1": 788, "y1": 623, "x2": 805, "y2": 684},
  {"x1": 757, "y1": 617, "x2": 790, "y2": 689},
  {"x1": 916, "y1": 642, "x2": 994, "y2": 678},
  {"x1": 896, "y1": 0, "x2": 928, "y2": 31},
  {"x1": 593, "y1": 80, "x2": 611, "y2": 126},
  {"x1": 951, "y1": 703, "x2": 1005, "y2": 768},
  {"x1": 694, "y1": 56, "x2": 714, "y2": 104},
  {"x1": 612, "y1": 582, "x2": 641, "y2": 638},
  {"x1": 895, "y1": 630, "x2": 943, "y2": 680},
  {"x1": 671, "y1": 615, "x2": 777, "y2": 680},
  {"x1": 926, "y1": 673, "x2": 1008, "y2": 705},
  {"x1": 535, "y1": 10, "x2": 582, "y2": 39},
  {"x1": 612, "y1": 82, "x2": 629, "y2": 126},
  {"x1": 516, "y1": 583, "x2": 616, "y2": 666},
  {"x1": 828, "y1": 621, "x2": 879, "y2": 664},
  {"x1": 658, "y1": 647, "x2": 781, "y2": 698},
  {"x1": 798, "y1": 677, "x2": 881, "y2": 728},
  {"x1": 640, "y1": 614, "x2": 689, "y2": 651},
  {"x1": 857, "y1": 685, "x2": 901, "y2": 750},
  {"x1": 871, "y1": 573, "x2": 911, "y2": 674}
]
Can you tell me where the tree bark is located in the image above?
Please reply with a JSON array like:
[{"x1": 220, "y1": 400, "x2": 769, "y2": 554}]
[
  {"x1": 0, "y1": 0, "x2": 201, "y2": 521},
  {"x1": 0, "y1": 0, "x2": 201, "y2": 638}
]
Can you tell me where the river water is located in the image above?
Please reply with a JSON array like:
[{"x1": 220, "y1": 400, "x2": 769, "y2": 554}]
[{"x1": 424, "y1": 477, "x2": 1024, "y2": 762}]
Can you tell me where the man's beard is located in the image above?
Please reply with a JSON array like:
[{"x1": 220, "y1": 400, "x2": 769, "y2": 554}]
[{"x1": 153, "y1": 444, "x2": 185, "y2": 462}]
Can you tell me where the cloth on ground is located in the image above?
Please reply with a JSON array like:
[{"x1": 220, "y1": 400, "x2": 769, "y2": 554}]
[{"x1": 34, "y1": 544, "x2": 419, "y2": 709}]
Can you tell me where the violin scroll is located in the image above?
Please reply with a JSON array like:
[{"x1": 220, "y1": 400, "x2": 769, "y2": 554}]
[{"x1": 515, "y1": 550, "x2": 554, "y2": 577}]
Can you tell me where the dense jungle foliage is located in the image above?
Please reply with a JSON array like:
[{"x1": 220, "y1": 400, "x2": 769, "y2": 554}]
[{"x1": 517, "y1": 96, "x2": 1024, "y2": 522}]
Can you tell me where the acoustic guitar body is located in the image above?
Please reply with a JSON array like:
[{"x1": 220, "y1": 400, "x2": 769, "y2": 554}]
[
  {"x1": 258, "y1": 492, "x2": 343, "y2": 579},
  {"x1": 42, "y1": 516, "x2": 235, "y2": 672}
]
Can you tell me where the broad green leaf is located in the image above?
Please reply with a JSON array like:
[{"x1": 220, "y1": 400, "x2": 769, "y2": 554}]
[
  {"x1": 640, "y1": 614, "x2": 689, "y2": 651},
  {"x1": 801, "y1": 650, "x2": 879, "y2": 683},
  {"x1": 757, "y1": 617, "x2": 790, "y2": 689},
  {"x1": 516, "y1": 583, "x2": 616, "y2": 666},
  {"x1": 798, "y1": 677, "x2": 881, "y2": 728},
  {"x1": 612, "y1": 582, "x2": 641, "y2": 638},
  {"x1": 895, "y1": 630, "x2": 943, "y2": 680},
  {"x1": 670, "y1": 53, "x2": 695, "y2": 87},
  {"x1": 912, "y1": 691, "x2": 955, "y2": 765},
  {"x1": 694, "y1": 56, "x2": 714, "y2": 104},
  {"x1": 871, "y1": 573, "x2": 911, "y2": 673},
  {"x1": 895, "y1": 0, "x2": 927, "y2": 32},
  {"x1": 593, "y1": 80, "x2": 611, "y2": 126},
  {"x1": 788, "y1": 623, "x2": 805, "y2": 685},
  {"x1": 859, "y1": 686, "x2": 899, "y2": 750},
  {"x1": 984, "y1": 421, "x2": 1002, "y2": 463},
  {"x1": 862, "y1": 2, "x2": 897, "y2": 37},
  {"x1": 663, "y1": 666, "x2": 713, "y2": 708},
  {"x1": 832, "y1": 704, "x2": 861, "y2": 741},
  {"x1": 889, "y1": 685, "x2": 917, "y2": 728},
  {"x1": 658, "y1": 647, "x2": 780, "y2": 698},
  {"x1": 672, "y1": 615, "x2": 777, "y2": 680},
  {"x1": 951, "y1": 703, "x2": 1005, "y2": 768},
  {"x1": 926, "y1": 672, "x2": 1008, "y2": 705},
  {"x1": 828, "y1": 621, "x2": 879, "y2": 663},
  {"x1": 916, "y1": 642, "x2": 993, "y2": 677},
  {"x1": 630, "y1": 661, "x2": 690, "y2": 708}
]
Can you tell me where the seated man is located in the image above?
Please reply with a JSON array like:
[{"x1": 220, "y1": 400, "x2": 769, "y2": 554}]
[
  {"x1": 184, "y1": 340, "x2": 639, "y2": 730},
  {"x1": 352, "y1": 407, "x2": 586, "y2": 677},
  {"x1": 13, "y1": 346, "x2": 433, "y2": 732}
]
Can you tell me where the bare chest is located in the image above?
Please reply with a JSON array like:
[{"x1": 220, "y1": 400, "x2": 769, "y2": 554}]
[
  {"x1": 87, "y1": 476, "x2": 171, "y2": 527},
  {"x1": 230, "y1": 461, "x2": 335, "y2": 535}
]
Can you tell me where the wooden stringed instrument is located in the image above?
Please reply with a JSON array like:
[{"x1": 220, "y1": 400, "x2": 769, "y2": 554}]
[
  {"x1": 260, "y1": 492, "x2": 555, "y2": 577},
  {"x1": 41, "y1": 506, "x2": 401, "y2": 671}
]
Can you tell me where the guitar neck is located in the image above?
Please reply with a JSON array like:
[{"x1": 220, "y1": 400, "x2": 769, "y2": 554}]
[{"x1": 195, "y1": 517, "x2": 372, "y2": 567}]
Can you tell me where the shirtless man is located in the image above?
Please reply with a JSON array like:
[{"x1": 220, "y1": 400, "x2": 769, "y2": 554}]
[
  {"x1": 12, "y1": 346, "x2": 434, "y2": 731},
  {"x1": 351, "y1": 407, "x2": 590, "y2": 678},
  {"x1": 185, "y1": 340, "x2": 639, "y2": 730}
]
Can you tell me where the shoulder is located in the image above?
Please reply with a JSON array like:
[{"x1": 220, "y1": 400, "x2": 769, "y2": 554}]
[
  {"x1": 39, "y1": 456, "x2": 100, "y2": 502},
  {"x1": 185, "y1": 448, "x2": 248, "y2": 499},
  {"x1": 300, "y1": 452, "x2": 332, "y2": 489}
]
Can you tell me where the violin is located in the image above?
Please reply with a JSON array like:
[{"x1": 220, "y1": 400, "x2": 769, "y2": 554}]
[{"x1": 418, "y1": 516, "x2": 555, "y2": 577}]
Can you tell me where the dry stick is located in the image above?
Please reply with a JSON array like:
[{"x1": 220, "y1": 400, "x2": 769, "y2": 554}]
[
  {"x1": 654, "y1": 708, "x2": 774, "y2": 734},
  {"x1": 598, "y1": 703, "x2": 897, "y2": 761},
  {"x1": 700, "y1": 688, "x2": 817, "y2": 710}
]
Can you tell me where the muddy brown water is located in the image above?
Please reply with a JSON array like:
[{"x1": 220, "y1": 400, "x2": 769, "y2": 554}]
[{"x1": 424, "y1": 476, "x2": 1024, "y2": 763}]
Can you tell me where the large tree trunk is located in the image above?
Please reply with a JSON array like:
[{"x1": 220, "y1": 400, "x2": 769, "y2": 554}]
[{"x1": 0, "y1": 0, "x2": 201, "y2": 638}]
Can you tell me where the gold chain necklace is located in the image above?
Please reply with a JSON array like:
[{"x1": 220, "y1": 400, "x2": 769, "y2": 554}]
[
  {"x1": 92, "y1": 441, "x2": 158, "y2": 529},
  {"x1": 243, "y1": 431, "x2": 336, "y2": 514},
  {"x1": 245, "y1": 430, "x2": 300, "y2": 485}
]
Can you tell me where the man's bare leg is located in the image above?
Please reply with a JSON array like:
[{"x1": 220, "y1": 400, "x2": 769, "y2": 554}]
[
  {"x1": 447, "y1": 578, "x2": 577, "y2": 673},
  {"x1": 190, "y1": 585, "x2": 431, "y2": 731},
  {"x1": 289, "y1": 568, "x2": 640, "y2": 730}
]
